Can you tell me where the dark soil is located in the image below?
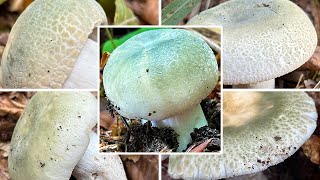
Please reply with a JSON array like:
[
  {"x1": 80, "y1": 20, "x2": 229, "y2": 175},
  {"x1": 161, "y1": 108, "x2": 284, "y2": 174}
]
[
  {"x1": 103, "y1": 95, "x2": 221, "y2": 152},
  {"x1": 186, "y1": 125, "x2": 221, "y2": 152},
  {"x1": 264, "y1": 150, "x2": 320, "y2": 179},
  {"x1": 125, "y1": 122, "x2": 179, "y2": 152},
  {"x1": 201, "y1": 97, "x2": 221, "y2": 131}
]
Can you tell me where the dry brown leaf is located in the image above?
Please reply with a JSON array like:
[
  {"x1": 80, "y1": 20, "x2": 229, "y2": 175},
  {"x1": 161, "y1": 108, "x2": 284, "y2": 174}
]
[
  {"x1": 121, "y1": 155, "x2": 141, "y2": 163},
  {"x1": 0, "y1": 143, "x2": 10, "y2": 158},
  {"x1": 0, "y1": 142, "x2": 9, "y2": 180},
  {"x1": 0, "y1": 92, "x2": 33, "y2": 142},
  {"x1": 300, "y1": 46, "x2": 320, "y2": 71},
  {"x1": 125, "y1": 0, "x2": 159, "y2": 25},
  {"x1": 121, "y1": 155, "x2": 158, "y2": 180},
  {"x1": 302, "y1": 135, "x2": 320, "y2": 165},
  {"x1": 8, "y1": 0, "x2": 23, "y2": 12},
  {"x1": 0, "y1": 33, "x2": 9, "y2": 47},
  {"x1": 0, "y1": 157, "x2": 9, "y2": 180},
  {"x1": 0, "y1": 92, "x2": 28, "y2": 117},
  {"x1": 100, "y1": 111, "x2": 117, "y2": 130},
  {"x1": 0, "y1": 121, "x2": 15, "y2": 142}
]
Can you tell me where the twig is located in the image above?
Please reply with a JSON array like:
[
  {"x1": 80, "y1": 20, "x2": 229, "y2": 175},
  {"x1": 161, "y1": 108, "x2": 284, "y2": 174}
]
[
  {"x1": 314, "y1": 80, "x2": 320, "y2": 89},
  {"x1": 205, "y1": 0, "x2": 211, "y2": 10},
  {"x1": 295, "y1": 73, "x2": 304, "y2": 88}
]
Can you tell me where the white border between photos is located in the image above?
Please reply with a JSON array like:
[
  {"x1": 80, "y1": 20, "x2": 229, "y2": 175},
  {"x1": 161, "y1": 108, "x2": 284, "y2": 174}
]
[{"x1": 97, "y1": 25, "x2": 224, "y2": 157}]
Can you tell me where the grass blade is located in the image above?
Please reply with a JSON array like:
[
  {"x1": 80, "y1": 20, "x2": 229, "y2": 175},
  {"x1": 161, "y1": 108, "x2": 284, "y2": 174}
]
[{"x1": 162, "y1": 0, "x2": 202, "y2": 25}]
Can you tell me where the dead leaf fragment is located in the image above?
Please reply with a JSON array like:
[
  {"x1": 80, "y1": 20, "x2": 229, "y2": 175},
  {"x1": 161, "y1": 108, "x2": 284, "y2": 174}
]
[
  {"x1": 0, "y1": 142, "x2": 9, "y2": 180},
  {"x1": 121, "y1": 155, "x2": 141, "y2": 163},
  {"x1": 300, "y1": 46, "x2": 320, "y2": 71},
  {"x1": 125, "y1": 0, "x2": 159, "y2": 25},
  {"x1": 0, "y1": 92, "x2": 33, "y2": 142},
  {"x1": 0, "y1": 157, "x2": 9, "y2": 180},
  {"x1": 121, "y1": 155, "x2": 158, "y2": 180},
  {"x1": 302, "y1": 135, "x2": 320, "y2": 165},
  {"x1": 100, "y1": 111, "x2": 117, "y2": 130}
]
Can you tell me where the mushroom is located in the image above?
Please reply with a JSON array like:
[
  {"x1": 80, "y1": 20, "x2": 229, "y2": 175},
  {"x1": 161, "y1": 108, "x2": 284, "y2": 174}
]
[
  {"x1": 187, "y1": 0, "x2": 317, "y2": 88},
  {"x1": 1, "y1": 0, "x2": 107, "y2": 89},
  {"x1": 103, "y1": 29, "x2": 219, "y2": 151},
  {"x1": 73, "y1": 132, "x2": 127, "y2": 180},
  {"x1": 8, "y1": 92, "x2": 127, "y2": 180},
  {"x1": 168, "y1": 91, "x2": 317, "y2": 179}
]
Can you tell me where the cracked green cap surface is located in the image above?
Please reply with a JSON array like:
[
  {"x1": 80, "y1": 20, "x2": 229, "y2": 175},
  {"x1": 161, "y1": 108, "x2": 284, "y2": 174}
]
[
  {"x1": 188, "y1": 0, "x2": 317, "y2": 85},
  {"x1": 1, "y1": 0, "x2": 107, "y2": 88}
]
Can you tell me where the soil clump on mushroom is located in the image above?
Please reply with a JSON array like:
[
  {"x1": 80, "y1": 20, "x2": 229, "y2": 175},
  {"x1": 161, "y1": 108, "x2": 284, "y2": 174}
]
[
  {"x1": 186, "y1": 126, "x2": 221, "y2": 152},
  {"x1": 201, "y1": 97, "x2": 220, "y2": 131},
  {"x1": 183, "y1": 98, "x2": 221, "y2": 152},
  {"x1": 103, "y1": 96, "x2": 221, "y2": 152},
  {"x1": 126, "y1": 123, "x2": 179, "y2": 152}
]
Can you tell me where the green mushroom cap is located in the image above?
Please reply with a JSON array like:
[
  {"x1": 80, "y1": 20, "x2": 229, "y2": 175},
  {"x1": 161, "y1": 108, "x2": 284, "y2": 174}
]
[
  {"x1": 103, "y1": 29, "x2": 218, "y2": 121},
  {"x1": 188, "y1": 0, "x2": 317, "y2": 85}
]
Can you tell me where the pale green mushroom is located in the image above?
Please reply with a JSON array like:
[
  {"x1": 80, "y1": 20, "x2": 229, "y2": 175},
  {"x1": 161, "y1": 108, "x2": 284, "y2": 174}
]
[
  {"x1": 168, "y1": 91, "x2": 317, "y2": 179},
  {"x1": 9, "y1": 92, "x2": 127, "y2": 180},
  {"x1": 188, "y1": 0, "x2": 317, "y2": 88},
  {"x1": 1, "y1": 0, "x2": 107, "y2": 89},
  {"x1": 103, "y1": 29, "x2": 219, "y2": 151}
]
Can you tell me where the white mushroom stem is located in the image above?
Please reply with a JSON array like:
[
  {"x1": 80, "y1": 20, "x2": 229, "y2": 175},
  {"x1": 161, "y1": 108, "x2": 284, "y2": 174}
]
[
  {"x1": 63, "y1": 38, "x2": 98, "y2": 89},
  {"x1": 72, "y1": 132, "x2": 127, "y2": 180},
  {"x1": 153, "y1": 104, "x2": 208, "y2": 152},
  {"x1": 232, "y1": 79, "x2": 275, "y2": 89}
]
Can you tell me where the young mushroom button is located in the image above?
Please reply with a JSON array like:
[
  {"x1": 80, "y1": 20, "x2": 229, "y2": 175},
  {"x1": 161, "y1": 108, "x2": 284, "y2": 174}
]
[
  {"x1": 103, "y1": 29, "x2": 219, "y2": 152},
  {"x1": 1, "y1": 0, "x2": 107, "y2": 89},
  {"x1": 168, "y1": 92, "x2": 317, "y2": 179},
  {"x1": 187, "y1": 0, "x2": 317, "y2": 88}
]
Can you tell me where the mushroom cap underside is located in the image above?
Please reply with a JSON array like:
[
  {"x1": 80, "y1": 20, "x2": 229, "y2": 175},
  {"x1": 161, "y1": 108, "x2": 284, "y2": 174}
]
[
  {"x1": 188, "y1": 0, "x2": 317, "y2": 85},
  {"x1": 168, "y1": 91, "x2": 317, "y2": 179},
  {"x1": 103, "y1": 29, "x2": 219, "y2": 121}
]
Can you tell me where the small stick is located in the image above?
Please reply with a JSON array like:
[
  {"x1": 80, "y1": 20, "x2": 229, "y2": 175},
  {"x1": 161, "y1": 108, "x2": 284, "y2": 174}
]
[
  {"x1": 314, "y1": 80, "x2": 320, "y2": 89},
  {"x1": 100, "y1": 52, "x2": 110, "y2": 70},
  {"x1": 295, "y1": 73, "x2": 304, "y2": 88}
]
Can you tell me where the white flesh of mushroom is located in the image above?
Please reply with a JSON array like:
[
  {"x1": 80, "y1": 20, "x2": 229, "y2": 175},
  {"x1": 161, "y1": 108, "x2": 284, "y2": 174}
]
[
  {"x1": 153, "y1": 104, "x2": 208, "y2": 152},
  {"x1": 73, "y1": 132, "x2": 127, "y2": 180},
  {"x1": 63, "y1": 38, "x2": 98, "y2": 89}
]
